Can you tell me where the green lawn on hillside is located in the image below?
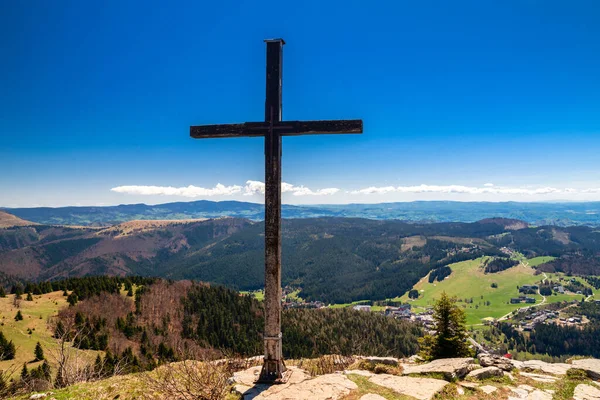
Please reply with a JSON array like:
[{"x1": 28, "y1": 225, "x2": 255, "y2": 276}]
[
  {"x1": 399, "y1": 257, "x2": 549, "y2": 325},
  {"x1": 526, "y1": 256, "x2": 556, "y2": 267},
  {"x1": 0, "y1": 291, "x2": 106, "y2": 378},
  {"x1": 0, "y1": 291, "x2": 67, "y2": 375}
]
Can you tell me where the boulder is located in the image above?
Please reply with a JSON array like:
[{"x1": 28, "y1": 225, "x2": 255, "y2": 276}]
[
  {"x1": 403, "y1": 357, "x2": 475, "y2": 379},
  {"x1": 574, "y1": 384, "x2": 600, "y2": 400},
  {"x1": 369, "y1": 374, "x2": 448, "y2": 400},
  {"x1": 478, "y1": 353, "x2": 514, "y2": 371},
  {"x1": 29, "y1": 395, "x2": 47, "y2": 400},
  {"x1": 573, "y1": 359, "x2": 600, "y2": 380},
  {"x1": 466, "y1": 366, "x2": 503, "y2": 380}
]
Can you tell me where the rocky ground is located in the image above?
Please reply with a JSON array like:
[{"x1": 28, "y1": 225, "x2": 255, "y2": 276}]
[
  {"x1": 18, "y1": 356, "x2": 600, "y2": 400},
  {"x1": 230, "y1": 356, "x2": 600, "y2": 400}
]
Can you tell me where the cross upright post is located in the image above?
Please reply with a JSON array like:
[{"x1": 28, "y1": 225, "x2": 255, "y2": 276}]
[
  {"x1": 261, "y1": 38, "x2": 285, "y2": 382},
  {"x1": 190, "y1": 38, "x2": 363, "y2": 384}
]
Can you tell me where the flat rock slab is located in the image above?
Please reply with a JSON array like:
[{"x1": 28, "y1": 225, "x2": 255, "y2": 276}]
[
  {"x1": 573, "y1": 359, "x2": 600, "y2": 380},
  {"x1": 519, "y1": 372, "x2": 558, "y2": 383},
  {"x1": 369, "y1": 374, "x2": 448, "y2": 400},
  {"x1": 511, "y1": 360, "x2": 572, "y2": 375},
  {"x1": 458, "y1": 382, "x2": 479, "y2": 389},
  {"x1": 574, "y1": 384, "x2": 600, "y2": 400},
  {"x1": 480, "y1": 385, "x2": 498, "y2": 394},
  {"x1": 360, "y1": 395, "x2": 387, "y2": 400},
  {"x1": 467, "y1": 366, "x2": 503, "y2": 380},
  {"x1": 403, "y1": 357, "x2": 475, "y2": 379},
  {"x1": 237, "y1": 372, "x2": 357, "y2": 400},
  {"x1": 508, "y1": 385, "x2": 552, "y2": 400}
]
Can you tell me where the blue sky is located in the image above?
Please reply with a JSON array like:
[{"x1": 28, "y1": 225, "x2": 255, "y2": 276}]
[{"x1": 1, "y1": 0, "x2": 600, "y2": 207}]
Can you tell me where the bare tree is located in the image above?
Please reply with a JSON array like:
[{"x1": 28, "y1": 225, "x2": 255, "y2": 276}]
[
  {"x1": 12, "y1": 295, "x2": 21, "y2": 309},
  {"x1": 140, "y1": 346, "x2": 255, "y2": 400}
]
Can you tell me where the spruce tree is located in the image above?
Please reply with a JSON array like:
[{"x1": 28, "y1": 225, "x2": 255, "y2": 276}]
[
  {"x1": 26, "y1": 292, "x2": 33, "y2": 301},
  {"x1": 67, "y1": 292, "x2": 78, "y2": 306},
  {"x1": 0, "y1": 286, "x2": 6, "y2": 298},
  {"x1": 0, "y1": 331, "x2": 16, "y2": 360},
  {"x1": 14, "y1": 310, "x2": 23, "y2": 321},
  {"x1": 41, "y1": 360, "x2": 51, "y2": 380},
  {"x1": 20, "y1": 363, "x2": 28, "y2": 380},
  {"x1": 34, "y1": 341, "x2": 44, "y2": 361},
  {"x1": 419, "y1": 291, "x2": 472, "y2": 360}
]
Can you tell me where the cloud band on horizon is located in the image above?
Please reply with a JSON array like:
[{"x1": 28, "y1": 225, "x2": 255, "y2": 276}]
[
  {"x1": 111, "y1": 181, "x2": 341, "y2": 198},
  {"x1": 110, "y1": 182, "x2": 599, "y2": 199}
]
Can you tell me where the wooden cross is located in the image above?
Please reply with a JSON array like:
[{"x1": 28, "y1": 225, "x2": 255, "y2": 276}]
[{"x1": 190, "y1": 38, "x2": 363, "y2": 383}]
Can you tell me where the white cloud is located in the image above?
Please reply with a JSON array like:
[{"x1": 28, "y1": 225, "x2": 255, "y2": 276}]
[
  {"x1": 111, "y1": 181, "x2": 600, "y2": 201},
  {"x1": 351, "y1": 184, "x2": 567, "y2": 196},
  {"x1": 112, "y1": 181, "x2": 339, "y2": 198},
  {"x1": 244, "y1": 180, "x2": 266, "y2": 196},
  {"x1": 111, "y1": 184, "x2": 242, "y2": 197}
]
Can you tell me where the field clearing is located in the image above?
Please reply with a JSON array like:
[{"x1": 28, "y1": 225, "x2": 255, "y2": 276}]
[
  {"x1": 399, "y1": 257, "x2": 548, "y2": 325},
  {"x1": 240, "y1": 290, "x2": 264, "y2": 301},
  {"x1": 0, "y1": 291, "x2": 65, "y2": 374},
  {"x1": 0, "y1": 291, "x2": 101, "y2": 377},
  {"x1": 527, "y1": 256, "x2": 556, "y2": 267}
]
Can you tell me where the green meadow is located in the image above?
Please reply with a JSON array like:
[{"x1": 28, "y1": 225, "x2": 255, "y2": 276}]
[
  {"x1": 399, "y1": 257, "x2": 548, "y2": 325},
  {"x1": 0, "y1": 291, "x2": 104, "y2": 378}
]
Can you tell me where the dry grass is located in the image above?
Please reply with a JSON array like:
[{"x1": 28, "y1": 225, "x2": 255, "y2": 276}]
[
  {"x1": 293, "y1": 355, "x2": 354, "y2": 376},
  {"x1": 0, "y1": 211, "x2": 37, "y2": 228}
]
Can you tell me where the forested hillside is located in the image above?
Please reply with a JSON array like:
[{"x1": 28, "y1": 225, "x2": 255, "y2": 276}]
[
  {"x1": 2, "y1": 215, "x2": 600, "y2": 304},
  {"x1": 57, "y1": 280, "x2": 422, "y2": 370}
]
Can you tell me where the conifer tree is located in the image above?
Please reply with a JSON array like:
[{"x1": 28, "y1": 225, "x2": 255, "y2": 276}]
[
  {"x1": 0, "y1": 286, "x2": 6, "y2": 298},
  {"x1": 14, "y1": 310, "x2": 23, "y2": 321},
  {"x1": 67, "y1": 292, "x2": 78, "y2": 306},
  {"x1": 419, "y1": 291, "x2": 472, "y2": 360},
  {"x1": 26, "y1": 292, "x2": 33, "y2": 301},
  {"x1": 20, "y1": 363, "x2": 28, "y2": 380},
  {"x1": 40, "y1": 360, "x2": 51, "y2": 381},
  {"x1": 34, "y1": 341, "x2": 44, "y2": 361},
  {"x1": 0, "y1": 331, "x2": 16, "y2": 360}
]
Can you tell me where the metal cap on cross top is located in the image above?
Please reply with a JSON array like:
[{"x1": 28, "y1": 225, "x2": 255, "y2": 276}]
[{"x1": 189, "y1": 39, "x2": 363, "y2": 384}]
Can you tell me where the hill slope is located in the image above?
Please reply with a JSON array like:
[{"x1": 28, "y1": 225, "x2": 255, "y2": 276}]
[
  {"x1": 1, "y1": 217, "x2": 600, "y2": 304},
  {"x1": 0, "y1": 211, "x2": 36, "y2": 228}
]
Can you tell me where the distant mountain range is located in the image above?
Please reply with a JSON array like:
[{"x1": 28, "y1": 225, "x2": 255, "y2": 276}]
[{"x1": 3, "y1": 200, "x2": 600, "y2": 226}]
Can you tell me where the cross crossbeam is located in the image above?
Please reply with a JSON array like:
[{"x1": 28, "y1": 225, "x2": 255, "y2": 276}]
[
  {"x1": 189, "y1": 38, "x2": 362, "y2": 384},
  {"x1": 190, "y1": 119, "x2": 363, "y2": 138}
]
